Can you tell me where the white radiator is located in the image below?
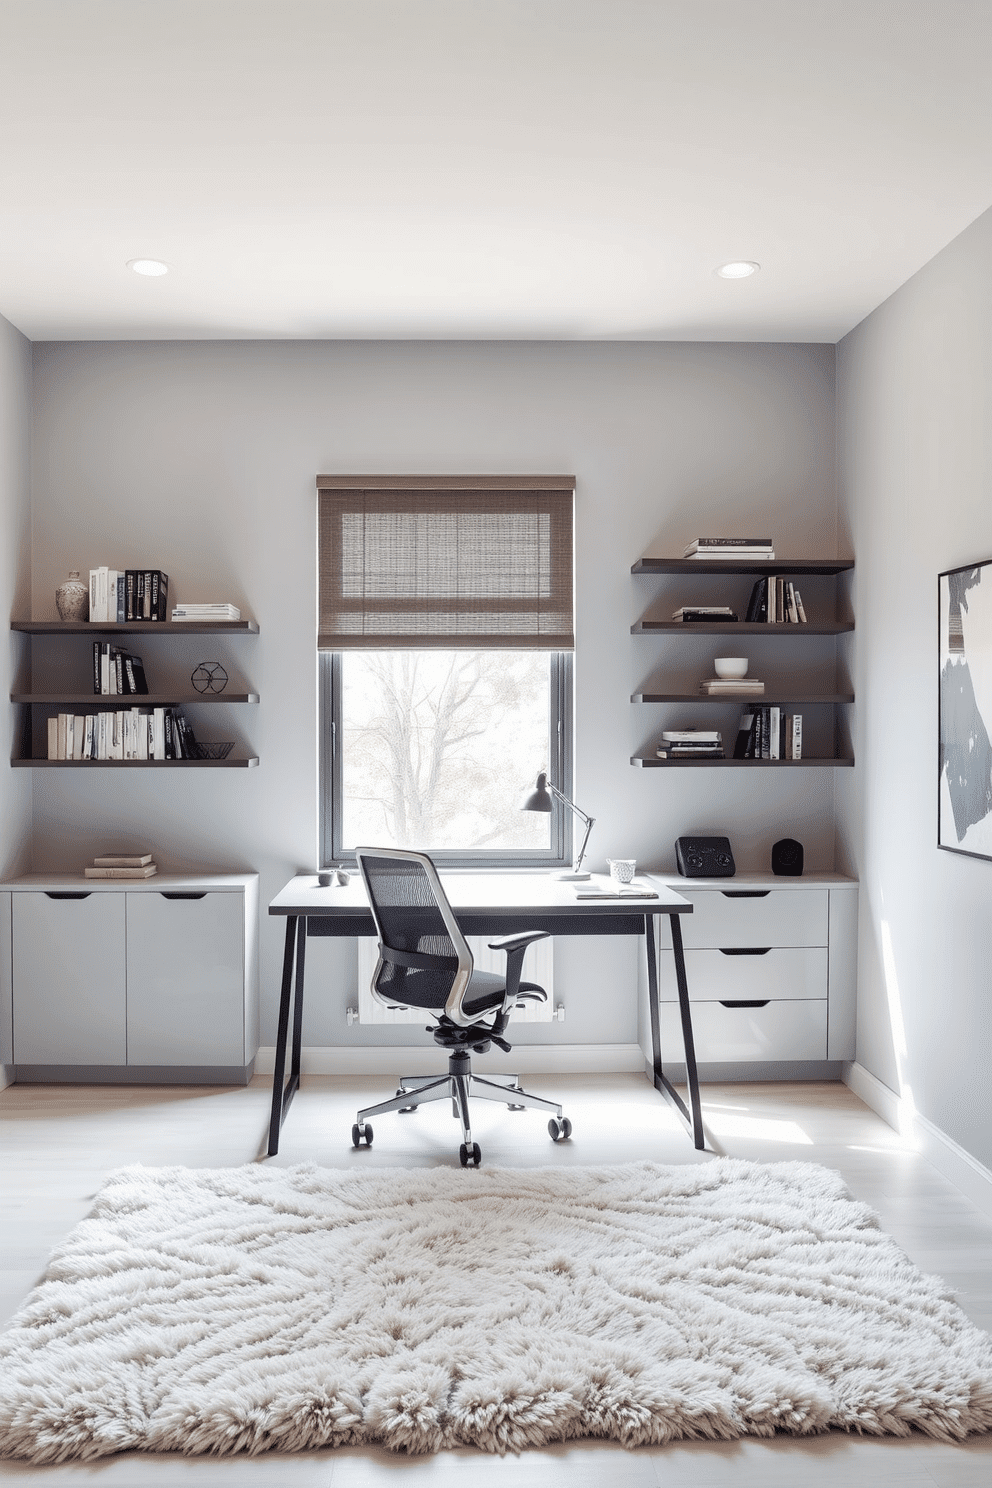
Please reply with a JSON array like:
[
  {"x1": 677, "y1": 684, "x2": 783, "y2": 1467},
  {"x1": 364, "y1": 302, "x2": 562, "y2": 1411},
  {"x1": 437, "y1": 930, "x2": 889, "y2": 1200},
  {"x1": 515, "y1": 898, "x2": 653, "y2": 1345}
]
[{"x1": 357, "y1": 936, "x2": 554, "y2": 1024}]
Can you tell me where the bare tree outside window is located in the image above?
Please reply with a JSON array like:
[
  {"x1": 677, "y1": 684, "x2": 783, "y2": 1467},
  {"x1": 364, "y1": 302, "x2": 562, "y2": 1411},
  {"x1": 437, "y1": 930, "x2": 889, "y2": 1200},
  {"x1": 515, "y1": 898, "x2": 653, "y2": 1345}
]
[{"x1": 340, "y1": 651, "x2": 552, "y2": 852}]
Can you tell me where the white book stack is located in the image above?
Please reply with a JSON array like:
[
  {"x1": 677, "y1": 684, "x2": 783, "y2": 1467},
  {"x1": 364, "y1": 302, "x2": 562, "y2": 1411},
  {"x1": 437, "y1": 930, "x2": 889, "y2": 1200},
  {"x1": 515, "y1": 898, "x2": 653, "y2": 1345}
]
[
  {"x1": 170, "y1": 603, "x2": 241, "y2": 621},
  {"x1": 684, "y1": 537, "x2": 775, "y2": 560},
  {"x1": 699, "y1": 677, "x2": 765, "y2": 695},
  {"x1": 84, "y1": 853, "x2": 157, "y2": 880}
]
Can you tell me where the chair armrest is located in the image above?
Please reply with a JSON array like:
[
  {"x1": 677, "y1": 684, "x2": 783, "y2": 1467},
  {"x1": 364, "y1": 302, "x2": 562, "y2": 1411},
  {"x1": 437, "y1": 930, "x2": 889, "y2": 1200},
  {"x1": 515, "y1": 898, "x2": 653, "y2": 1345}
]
[{"x1": 487, "y1": 930, "x2": 550, "y2": 955}]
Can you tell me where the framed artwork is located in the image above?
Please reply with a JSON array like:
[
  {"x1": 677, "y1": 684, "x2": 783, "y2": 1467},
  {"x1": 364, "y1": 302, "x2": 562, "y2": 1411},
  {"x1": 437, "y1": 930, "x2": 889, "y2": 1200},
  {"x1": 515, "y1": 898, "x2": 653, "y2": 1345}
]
[{"x1": 938, "y1": 559, "x2": 992, "y2": 859}]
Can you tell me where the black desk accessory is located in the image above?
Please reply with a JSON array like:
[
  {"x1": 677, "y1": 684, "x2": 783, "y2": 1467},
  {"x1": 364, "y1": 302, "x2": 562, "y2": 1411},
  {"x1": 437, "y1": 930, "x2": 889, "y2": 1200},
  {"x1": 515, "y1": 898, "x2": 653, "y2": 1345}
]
[
  {"x1": 772, "y1": 838, "x2": 804, "y2": 876},
  {"x1": 675, "y1": 836, "x2": 736, "y2": 878}
]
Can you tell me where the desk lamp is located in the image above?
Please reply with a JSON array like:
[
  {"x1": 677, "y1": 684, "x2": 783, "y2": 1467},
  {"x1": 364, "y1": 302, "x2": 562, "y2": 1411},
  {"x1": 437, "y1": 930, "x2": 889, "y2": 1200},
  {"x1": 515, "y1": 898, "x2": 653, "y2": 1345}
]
[{"x1": 520, "y1": 771, "x2": 595, "y2": 880}]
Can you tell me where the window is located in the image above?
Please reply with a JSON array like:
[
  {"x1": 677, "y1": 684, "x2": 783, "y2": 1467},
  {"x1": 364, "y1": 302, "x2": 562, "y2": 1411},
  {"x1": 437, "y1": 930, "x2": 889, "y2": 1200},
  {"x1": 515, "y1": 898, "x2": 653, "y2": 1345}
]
[{"x1": 317, "y1": 476, "x2": 575, "y2": 868}]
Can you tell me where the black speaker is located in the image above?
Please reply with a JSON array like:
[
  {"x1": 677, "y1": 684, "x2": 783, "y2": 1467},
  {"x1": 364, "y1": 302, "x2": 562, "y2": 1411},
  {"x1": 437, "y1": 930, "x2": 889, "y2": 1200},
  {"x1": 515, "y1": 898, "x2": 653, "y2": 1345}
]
[
  {"x1": 675, "y1": 836, "x2": 736, "y2": 878},
  {"x1": 772, "y1": 838, "x2": 804, "y2": 876}
]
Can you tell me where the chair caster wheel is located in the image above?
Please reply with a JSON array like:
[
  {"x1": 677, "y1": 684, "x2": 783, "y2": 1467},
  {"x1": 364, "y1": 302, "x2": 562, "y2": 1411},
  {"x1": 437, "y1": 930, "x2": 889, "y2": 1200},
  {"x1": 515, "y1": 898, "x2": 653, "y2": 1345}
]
[
  {"x1": 548, "y1": 1116, "x2": 572, "y2": 1142},
  {"x1": 352, "y1": 1122, "x2": 373, "y2": 1147},
  {"x1": 459, "y1": 1142, "x2": 482, "y2": 1167}
]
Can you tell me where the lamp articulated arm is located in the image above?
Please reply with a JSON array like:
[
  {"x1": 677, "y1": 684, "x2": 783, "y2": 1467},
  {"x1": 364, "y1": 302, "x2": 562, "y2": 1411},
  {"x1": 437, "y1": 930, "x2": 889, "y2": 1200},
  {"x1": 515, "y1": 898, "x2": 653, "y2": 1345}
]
[{"x1": 543, "y1": 776, "x2": 596, "y2": 876}]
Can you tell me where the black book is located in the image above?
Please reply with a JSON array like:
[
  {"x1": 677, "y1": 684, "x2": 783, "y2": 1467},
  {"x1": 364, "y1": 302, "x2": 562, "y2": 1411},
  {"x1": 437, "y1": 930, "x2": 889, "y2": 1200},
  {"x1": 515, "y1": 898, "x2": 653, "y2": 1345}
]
[
  {"x1": 679, "y1": 610, "x2": 739, "y2": 623},
  {"x1": 126, "y1": 652, "x2": 149, "y2": 695},
  {"x1": 175, "y1": 712, "x2": 197, "y2": 756},
  {"x1": 756, "y1": 578, "x2": 768, "y2": 624},
  {"x1": 156, "y1": 571, "x2": 169, "y2": 622},
  {"x1": 92, "y1": 641, "x2": 101, "y2": 695},
  {"x1": 114, "y1": 648, "x2": 124, "y2": 695},
  {"x1": 151, "y1": 571, "x2": 160, "y2": 621},
  {"x1": 125, "y1": 570, "x2": 137, "y2": 622},
  {"x1": 733, "y1": 710, "x2": 756, "y2": 759}
]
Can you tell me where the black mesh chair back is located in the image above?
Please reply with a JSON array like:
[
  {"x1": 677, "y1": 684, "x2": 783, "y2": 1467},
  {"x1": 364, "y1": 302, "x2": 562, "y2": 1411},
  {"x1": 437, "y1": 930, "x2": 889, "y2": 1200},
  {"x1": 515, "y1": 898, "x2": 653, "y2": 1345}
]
[{"x1": 355, "y1": 848, "x2": 474, "y2": 1022}]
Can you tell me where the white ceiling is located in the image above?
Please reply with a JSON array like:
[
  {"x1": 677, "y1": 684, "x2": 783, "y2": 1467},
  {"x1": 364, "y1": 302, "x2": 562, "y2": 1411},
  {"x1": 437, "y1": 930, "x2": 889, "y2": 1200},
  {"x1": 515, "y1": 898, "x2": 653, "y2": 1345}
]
[{"x1": 2, "y1": 0, "x2": 991, "y2": 343}]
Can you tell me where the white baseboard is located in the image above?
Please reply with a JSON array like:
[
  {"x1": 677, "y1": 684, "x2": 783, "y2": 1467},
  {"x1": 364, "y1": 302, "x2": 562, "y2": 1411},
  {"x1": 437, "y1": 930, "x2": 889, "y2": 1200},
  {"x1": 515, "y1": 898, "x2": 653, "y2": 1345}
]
[
  {"x1": 844, "y1": 1061, "x2": 992, "y2": 1220},
  {"x1": 0, "y1": 1063, "x2": 12, "y2": 1093},
  {"x1": 255, "y1": 1044, "x2": 645, "y2": 1077}
]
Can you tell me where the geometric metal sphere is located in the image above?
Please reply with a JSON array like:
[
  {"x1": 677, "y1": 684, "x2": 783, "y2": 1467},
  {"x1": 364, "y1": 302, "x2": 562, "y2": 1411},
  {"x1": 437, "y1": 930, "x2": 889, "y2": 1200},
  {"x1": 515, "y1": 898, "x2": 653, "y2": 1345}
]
[{"x1": 190, "y1": 662, "x2": 228, "y2": 694}]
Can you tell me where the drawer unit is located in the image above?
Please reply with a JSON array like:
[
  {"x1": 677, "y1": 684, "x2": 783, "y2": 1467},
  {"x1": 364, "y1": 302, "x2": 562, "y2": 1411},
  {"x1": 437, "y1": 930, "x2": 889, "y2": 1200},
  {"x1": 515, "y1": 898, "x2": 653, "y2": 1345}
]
[
  {"x1": 660, "y1": 946, "x2": 828, "y2": 1003},
  {"x1": 3, "y1": 873, "x2": 258, "y2": 1083},
  {"x1": 661, "y1": 999, "x2": 828, "y2": 1063},
  {"x1": 12, "y1": 891, "x2": 127, "y2": 1065},
  {"x1": 660, "y1": 888, "x2": 828, "y2": 949},
  {"x1": 649, "y1": 873, "x2": 857, "y2": 1069}
]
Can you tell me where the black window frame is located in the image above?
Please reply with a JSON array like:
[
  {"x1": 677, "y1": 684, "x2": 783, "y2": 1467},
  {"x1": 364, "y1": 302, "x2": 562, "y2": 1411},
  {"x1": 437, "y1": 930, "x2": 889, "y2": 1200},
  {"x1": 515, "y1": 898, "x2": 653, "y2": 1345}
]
[{"x1": 319, "y1": 649, "x2": 574, "y2": 870}]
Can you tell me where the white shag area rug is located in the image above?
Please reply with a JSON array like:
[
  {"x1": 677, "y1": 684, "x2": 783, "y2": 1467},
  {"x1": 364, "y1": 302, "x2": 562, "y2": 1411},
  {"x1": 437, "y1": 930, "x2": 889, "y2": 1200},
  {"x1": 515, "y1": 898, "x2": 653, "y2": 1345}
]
[{"x1": 2, "y1": 1159, "x2": 992, "y2": 1462}]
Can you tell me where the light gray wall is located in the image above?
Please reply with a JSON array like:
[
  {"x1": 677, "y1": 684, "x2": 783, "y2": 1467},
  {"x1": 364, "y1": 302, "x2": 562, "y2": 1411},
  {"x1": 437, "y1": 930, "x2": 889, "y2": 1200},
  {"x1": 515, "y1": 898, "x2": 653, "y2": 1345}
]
[
  {"x1": 1, "y1": 314, "x2": 32, "y2": 875},
  {"x1": 0, "y1": 313, "x2": 33, "y2": 1088},
  {"x1": 837, "y1": 205, "x2": 992, "y2": 1168},
  {"x1": 30, "y1": 340, "x2": 837, "y2": 1047}
]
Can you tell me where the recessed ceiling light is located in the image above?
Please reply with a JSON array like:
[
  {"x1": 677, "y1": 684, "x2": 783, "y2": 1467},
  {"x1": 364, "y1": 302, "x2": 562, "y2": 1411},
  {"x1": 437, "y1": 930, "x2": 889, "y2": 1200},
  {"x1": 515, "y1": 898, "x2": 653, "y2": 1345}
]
[
  {"x1": 127, "y1": 259, "x2": 169, "y2": 277},
  {"x1": 716, "y1": 261, "x2": 760, "y2": 279}
]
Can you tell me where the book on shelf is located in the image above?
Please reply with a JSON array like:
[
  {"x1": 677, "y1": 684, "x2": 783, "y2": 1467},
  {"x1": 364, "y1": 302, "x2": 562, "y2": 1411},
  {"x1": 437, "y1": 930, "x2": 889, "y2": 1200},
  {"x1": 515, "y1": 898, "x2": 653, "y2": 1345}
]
[
  {"x1": 662, "y1": 729, "x2": 722, "y2": 742},
  {"x1": 786, "y1": 713, "x2": 803, "y2": 760},
  {"x1": 699, "y1": 678, "x2": 765, "y2": 694},
  {"x1": 93, "y1": 853, "x2": 153, "y2": 867},
  {"x1": 683, "y1": 537, "x2": 773, "y2": 554},
  {"x1": 92, "y1": 643, "x2": 149, "y2": 695},
  {"x1": 89, "y1": 568, "x2": 168, "y2": 622},
  {"x1": 84, "y1": 864, "x2": 158, "y2": 879},
  {"x1": 656, "y1": 742, "x2": 725, "y2": 758},
  {"x1": 671, "y1": 606, "x2": 738, "y2": 621},
  {"x1": 170, "y1": 604, "x2": 241, "y2": 621},
  {"x1": 738, "y1": 707, "x2": 804, "y2": 760},
  {"x1": 732, "y1": 710, "x2": 756, "y2": 759},
  {"x1": 685, "y1": 549, "x2": 775, "y2": 560},
  {"x1": 43, "y1": 705, "x2": 197, "y2": 761}
]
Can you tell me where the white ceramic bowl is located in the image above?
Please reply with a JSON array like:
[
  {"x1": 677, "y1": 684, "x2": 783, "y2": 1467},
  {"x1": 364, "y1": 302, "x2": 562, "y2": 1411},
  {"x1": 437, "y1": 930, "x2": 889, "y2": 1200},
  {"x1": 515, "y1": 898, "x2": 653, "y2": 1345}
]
[{"x1": 714, "y1": 657, "x2": 749, "y2": 679}]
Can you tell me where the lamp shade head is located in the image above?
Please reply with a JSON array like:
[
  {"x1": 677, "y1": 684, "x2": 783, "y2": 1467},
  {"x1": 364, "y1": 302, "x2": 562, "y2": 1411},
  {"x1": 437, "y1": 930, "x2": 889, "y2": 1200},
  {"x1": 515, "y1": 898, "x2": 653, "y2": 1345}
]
[{"x1": 520, "y1": 771, "x2": 553, "y2": 813}]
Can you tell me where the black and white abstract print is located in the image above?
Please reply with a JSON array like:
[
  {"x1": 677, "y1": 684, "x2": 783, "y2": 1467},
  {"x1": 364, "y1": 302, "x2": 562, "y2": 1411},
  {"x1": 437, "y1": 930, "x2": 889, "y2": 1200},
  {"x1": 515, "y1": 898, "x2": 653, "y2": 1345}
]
[{"x1": 939, "y1": 562, "x2": 992, "y2": 857}]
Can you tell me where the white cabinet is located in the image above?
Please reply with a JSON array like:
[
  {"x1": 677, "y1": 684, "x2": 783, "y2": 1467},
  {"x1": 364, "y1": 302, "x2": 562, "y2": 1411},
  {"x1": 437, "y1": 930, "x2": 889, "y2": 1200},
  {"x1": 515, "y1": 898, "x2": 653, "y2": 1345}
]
[
  {"x1": 3, "y1": 874, "x2": 258, "y2": 1083},
  {"x1": 654, "y1": 873, "x2": 857, "y2": 1071}
]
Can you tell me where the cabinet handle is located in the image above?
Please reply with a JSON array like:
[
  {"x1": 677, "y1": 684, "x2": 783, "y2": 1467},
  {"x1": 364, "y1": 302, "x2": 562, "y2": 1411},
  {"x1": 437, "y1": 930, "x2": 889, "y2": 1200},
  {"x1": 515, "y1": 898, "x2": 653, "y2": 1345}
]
[
  {"x1": 160, "y1": 892, "x2": 207, "y2": 900},
  {"x1": 44, "y1": 891, "x2": 91, "y2": 900},
  {"x1": 718, "y1": 946, "x2": 771, "y2": 956},
  {"x1": 719, "y1": 1000, "x2": 770, "y2": 1008},
  {"x1": 721, "y1": 890, "x2": 770, "y2": 898}
]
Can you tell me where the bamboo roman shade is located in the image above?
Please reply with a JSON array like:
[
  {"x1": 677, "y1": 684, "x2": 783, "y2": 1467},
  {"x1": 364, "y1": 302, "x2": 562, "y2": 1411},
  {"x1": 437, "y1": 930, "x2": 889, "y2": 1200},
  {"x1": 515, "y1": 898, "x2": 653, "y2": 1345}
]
[{"x1": 317, "y1": 475, "x2": 575, "y2": 650}]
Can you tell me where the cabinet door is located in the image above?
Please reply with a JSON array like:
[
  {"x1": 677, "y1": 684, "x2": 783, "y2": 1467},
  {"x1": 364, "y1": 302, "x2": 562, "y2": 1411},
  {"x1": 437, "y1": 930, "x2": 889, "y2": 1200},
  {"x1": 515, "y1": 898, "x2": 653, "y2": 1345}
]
[
  {"x1": 125, "y1": 892, "x2": 245, "y2": 1066},
  {"x1": 660, "y1": 947, "x2": 828, "y2": 1003},
  {"x1": 12, "y1": 891, "x2": 126, "y2": 1064},
  {"x1": 660, "y1": 890, "x2": 829, "y2": 949},
  {"x1": 662, "y1": 999, "x2": 828, "y2": 1062}
]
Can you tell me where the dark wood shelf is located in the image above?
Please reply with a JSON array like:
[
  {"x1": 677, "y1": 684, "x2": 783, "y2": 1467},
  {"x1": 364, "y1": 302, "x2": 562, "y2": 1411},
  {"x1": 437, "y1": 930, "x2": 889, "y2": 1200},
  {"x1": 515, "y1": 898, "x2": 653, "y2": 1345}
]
[
  {"x1": 632, "y1": 620, "x2": 854, "y2": 635},
  {"x1": 631, "y1": 691, "x2": 855, "y2": 704},
  {"x1": 12, "y1": 756, "x2": 259, "y2": 769},
  {"x1": 12, "y1": 693, "x2": 259, "y2": 705},
  {"x1": 631, "y1": 755, "x2": 854, "y2": 768},
  {"x1": 11, "y1": 620, "x2": 258, "y2": 635},
  {"x1": 631, "y1": 558, "x2": 854, "y2": 576}
]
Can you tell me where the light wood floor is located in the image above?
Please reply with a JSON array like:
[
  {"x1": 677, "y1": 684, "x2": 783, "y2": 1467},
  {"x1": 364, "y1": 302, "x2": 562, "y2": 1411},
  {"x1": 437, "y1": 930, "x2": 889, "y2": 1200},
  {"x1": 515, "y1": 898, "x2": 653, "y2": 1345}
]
[{"x1": 2, "y1": 1072, "x2": 991, "y2": 1486}]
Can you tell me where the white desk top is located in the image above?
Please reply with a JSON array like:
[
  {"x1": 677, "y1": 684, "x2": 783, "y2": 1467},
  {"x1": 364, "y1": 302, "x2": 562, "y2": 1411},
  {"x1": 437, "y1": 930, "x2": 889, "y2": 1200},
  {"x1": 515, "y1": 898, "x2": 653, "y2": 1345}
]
[{"x1": 269, "y1": 871, "x2": 692, "y2": 917}]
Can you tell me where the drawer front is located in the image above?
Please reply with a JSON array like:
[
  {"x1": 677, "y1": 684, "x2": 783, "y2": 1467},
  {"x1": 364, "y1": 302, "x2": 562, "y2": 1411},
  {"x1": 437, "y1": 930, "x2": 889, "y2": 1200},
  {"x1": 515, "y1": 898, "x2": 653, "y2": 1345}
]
[
  {"x1": 661, "y1": 889, "x2": 828, "y2": 949},
  {"x1": 662, "y1": 999, "x2": 828, "y2": 1063},
  {"x1": 661, "y1": 946, "x2": 828, "y2": 1003},
  {"x1": 12, "y1": 891, "x2": 126, "y2": 1065},
  {"x1": 126, "y1": 892, "x2": 245, "y2": 1066}
]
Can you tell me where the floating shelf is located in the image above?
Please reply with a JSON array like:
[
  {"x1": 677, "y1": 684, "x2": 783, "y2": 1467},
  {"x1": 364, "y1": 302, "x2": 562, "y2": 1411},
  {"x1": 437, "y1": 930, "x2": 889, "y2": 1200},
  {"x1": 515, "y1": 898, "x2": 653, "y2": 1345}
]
[
  {"x1": 12, "y1": 620, "x2": 259, "y2": 635},
  {"x1": 632, "y1": 620, "x2": 854, "y2": 635},
  {"x1": 631, "y1": 755, "x2": 854, "y2": 768},
  {"x1": 12, "y1": 756, "x2": 259, "y2": 769},
  {"x1": 12, "y1": 692, "x2": 259, "y2": 705},
  {"x1": 631, "y1": 558, "x2": 855, "y2": 576},
  {"x1": 631, "y1": 691, "x2": 855, "y2": 704}
]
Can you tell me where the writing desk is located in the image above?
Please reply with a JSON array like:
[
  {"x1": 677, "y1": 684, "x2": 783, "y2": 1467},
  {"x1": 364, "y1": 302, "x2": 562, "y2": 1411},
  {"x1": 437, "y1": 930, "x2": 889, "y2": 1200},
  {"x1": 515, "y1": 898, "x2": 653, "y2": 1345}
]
[{"x1": 267, "y1": 872, "x2": 703, "y2": 1153}]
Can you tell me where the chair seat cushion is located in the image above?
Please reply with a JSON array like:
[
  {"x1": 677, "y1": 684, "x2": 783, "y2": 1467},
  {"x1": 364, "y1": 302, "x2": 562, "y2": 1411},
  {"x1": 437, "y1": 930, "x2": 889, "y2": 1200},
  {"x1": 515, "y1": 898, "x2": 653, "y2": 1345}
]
[{"x1": 462, "y1": 971, "x2": 544, "y2": 1017}]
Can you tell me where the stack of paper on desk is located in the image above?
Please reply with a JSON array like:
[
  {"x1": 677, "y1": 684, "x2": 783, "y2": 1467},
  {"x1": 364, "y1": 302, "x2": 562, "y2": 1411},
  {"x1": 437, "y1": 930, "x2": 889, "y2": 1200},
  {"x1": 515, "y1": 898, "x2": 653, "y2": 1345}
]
[{"x1": 573, "y1": 879, "x2": 658, "y2": 900}]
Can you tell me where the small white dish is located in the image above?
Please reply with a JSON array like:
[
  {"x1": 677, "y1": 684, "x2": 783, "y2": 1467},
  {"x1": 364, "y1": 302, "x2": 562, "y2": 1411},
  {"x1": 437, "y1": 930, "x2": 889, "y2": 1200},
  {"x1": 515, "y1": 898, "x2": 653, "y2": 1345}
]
[{"x1": 714, "y1": 657, "x2": 748, "y2": 679}]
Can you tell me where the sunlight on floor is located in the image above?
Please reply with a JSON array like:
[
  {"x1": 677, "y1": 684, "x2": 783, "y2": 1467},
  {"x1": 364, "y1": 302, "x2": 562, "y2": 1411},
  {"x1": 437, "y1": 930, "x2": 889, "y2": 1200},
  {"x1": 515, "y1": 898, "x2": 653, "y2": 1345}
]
[{"x1": 704, "y1": 1113, "x2": 813, "y2": 1144}]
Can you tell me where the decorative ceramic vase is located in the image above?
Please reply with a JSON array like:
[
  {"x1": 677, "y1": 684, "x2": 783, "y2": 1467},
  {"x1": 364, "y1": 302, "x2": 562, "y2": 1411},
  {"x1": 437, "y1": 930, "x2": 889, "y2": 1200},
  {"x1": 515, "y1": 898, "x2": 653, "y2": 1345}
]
[{"x1": 55, "y1": 571, "x2": 89, "y2": 622}]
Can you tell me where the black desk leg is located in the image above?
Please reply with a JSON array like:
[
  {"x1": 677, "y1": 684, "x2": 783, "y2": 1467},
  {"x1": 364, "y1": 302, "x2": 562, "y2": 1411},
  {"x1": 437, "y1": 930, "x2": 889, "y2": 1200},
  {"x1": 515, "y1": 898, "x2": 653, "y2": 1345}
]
[
  {"x1": 267, "y1": 915, "x2": 302, "y2": 1156},
  {"x1": 647, "y1": 913, "x2": 706, "y2": 1151}
]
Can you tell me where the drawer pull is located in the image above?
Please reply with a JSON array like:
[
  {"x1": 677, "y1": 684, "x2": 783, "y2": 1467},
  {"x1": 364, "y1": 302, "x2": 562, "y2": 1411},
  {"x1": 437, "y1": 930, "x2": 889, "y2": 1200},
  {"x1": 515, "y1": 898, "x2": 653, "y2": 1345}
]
[
  {"x1": 718, "y1": 946, "x2": 771, "y2": 956},
  {"x1": 44, "y1": 891, "x2": 91, "y2": 900},
  {"x1": 721, "y1": 890, "x2": 770, "y2": 898},
  {"x1": 720, "y1": 1000, "x2": 770, "y2": 1008},
  {"x1": 160, "y1": 892, "x2": 207, "y2": 900}
]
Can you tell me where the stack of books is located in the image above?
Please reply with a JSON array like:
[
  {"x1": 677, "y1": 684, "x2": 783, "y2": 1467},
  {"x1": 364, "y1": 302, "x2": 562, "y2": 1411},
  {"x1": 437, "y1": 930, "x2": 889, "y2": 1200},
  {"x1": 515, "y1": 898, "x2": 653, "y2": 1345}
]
[
  {"x1": 170, "y1": 603, "x2": 241, "y2": 622},
  {"x1": 84, "y1": 853, "x2": 157, "y2": 880},
  {"x1": 92, "y1": 643, "x2": 148, "y2": 695},
  {"x1": 744, "y1": 577, "x2": 807, "y2": 624},
  {"x1": 672, "y1": 605, "x2": 738, "y2": 623},
  {"x1": 699, "y1": 676, "x2": 765, "y2": 696},
  {"x1": 733, "y1": 708, "x2": 803, "y2": 760},
  {"x1": 655, "y1": 729, "x2": 724, "y2": 759},
  {"x1": 46, "y1": 707, "x2": 199, "y2": 760},
  {"x1": 684, "y1": 537, "x2": 775, "y2": 560},
  {"x1": 89, "y1": 569, "x2": 169, "y2": 622}
]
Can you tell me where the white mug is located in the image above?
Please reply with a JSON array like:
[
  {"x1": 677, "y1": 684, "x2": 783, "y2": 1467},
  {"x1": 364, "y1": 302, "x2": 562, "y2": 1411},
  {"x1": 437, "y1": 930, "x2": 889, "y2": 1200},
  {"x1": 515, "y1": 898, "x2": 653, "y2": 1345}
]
[{"x1": 608, "y1": 858, "x2": 636, "y2": 884}]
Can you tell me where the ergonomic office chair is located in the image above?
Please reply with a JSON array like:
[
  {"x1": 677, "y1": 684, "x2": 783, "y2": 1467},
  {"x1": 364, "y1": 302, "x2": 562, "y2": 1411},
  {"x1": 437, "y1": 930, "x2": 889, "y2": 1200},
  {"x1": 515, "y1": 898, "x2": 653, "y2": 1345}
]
[{"x1": 352, "y1": 847, "x2": 572, "y2": 1167}]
